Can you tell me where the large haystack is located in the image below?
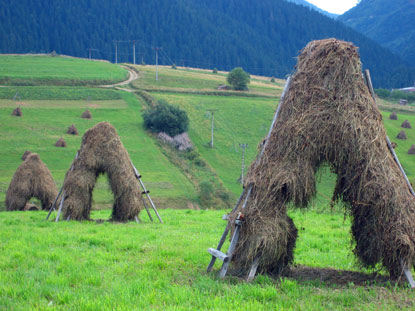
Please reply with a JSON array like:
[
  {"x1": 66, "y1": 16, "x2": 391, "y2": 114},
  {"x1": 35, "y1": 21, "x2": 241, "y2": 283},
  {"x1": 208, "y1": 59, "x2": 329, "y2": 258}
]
[
  {"x1": 6, "y1": 153, "x2": 57, "y2": 211},
  {"x1": 22, "y1": 150, "x2": 32, "y2": 161},
  {"x1": 397, "y1": 131, "x2": 407, "y2": 140},
  {"x1": 55, "y1": 138, "x2": 67, "y2": 147},
  {"x1": 389, "y1": 112, "x2": 398, "y2": 120},
  {"x1": 81, "y1": 109, "x2": 92, "y2": 119},
  {"x1": 401, "y1": 120, "x2": 411, "y2": 129},
  {"x1": 12, "y1": 107, "x2": 22, "y2": 116},
  {"x1": 229, "y1": 39, "x2": 415, "y2": 278},
  {"x1": 61, "y1": 122, "x2": 143, "y2": 221},
  {"x1": 67, "y1": 124, "x2": 79, "y2": 135}
]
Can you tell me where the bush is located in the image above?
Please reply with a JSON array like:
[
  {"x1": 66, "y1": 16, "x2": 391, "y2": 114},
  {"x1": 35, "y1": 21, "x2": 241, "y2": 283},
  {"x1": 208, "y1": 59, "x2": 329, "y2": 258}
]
[
  {"x1": 198, "y1": 181, "x2": 215, "y2": 206},
  {"x1": 212, "y1": 68, "x2": 218, "y2": 74},
  {"x1": 143, "y1": 99, "x2": 189, "y2": 136},
  {"x1": 171, "y1": 63, "x2": 177, "y2": 69},
  {"x1": 227, "y1": 67, "x2": 250, "y2": 90},
  {"x1": 270, "y1": 77, "x2": 275, "y2": 83}
]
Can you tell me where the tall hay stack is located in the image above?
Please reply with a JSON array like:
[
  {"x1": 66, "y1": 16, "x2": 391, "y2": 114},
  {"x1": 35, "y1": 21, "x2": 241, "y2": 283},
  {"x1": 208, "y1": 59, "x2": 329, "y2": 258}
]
[
  {"x1": 229, "y1": 39, "x2": 415, "y2": 278},
  {"x1": 6, "y1": 153, "x2": 57, "y2": 211},
  {"x1": 61, "y1": 122, "x2": 143, "y2": 221}
]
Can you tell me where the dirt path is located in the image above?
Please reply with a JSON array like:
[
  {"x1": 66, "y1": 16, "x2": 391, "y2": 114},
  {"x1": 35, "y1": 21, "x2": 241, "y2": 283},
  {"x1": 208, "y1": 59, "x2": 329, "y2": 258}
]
[{"x1": 99, "y1": 65, "x2": 138, "y2": 88}]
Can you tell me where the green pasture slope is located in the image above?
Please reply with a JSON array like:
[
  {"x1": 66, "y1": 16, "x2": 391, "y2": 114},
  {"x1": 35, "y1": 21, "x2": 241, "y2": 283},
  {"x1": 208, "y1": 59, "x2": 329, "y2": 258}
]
[
  {"x1": 1, "y1": 58, "x2": 415, "y2": 310},
  {"x1": 0, "y1": 55, "x2": 128, "y2": 85}
]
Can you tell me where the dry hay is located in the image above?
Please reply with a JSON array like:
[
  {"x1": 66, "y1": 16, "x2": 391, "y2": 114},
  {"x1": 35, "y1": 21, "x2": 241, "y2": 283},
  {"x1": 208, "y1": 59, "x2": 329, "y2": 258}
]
[
  {"x1": 401, "y1": 120, "x2": 411, "y2": 129},
  {"x1": 67, "y1": 124, "x2": 79, "y2": 135},
  {"x1": 81, "y1": 109, "x2": 92, "y2": 119},
  {"x1": 6, "y1": 153, "x2": 57, "y2": 211},
  {"x1": 22, "y1": 150, "x2": 32, "y2": 161},
  {"x1": 55, "y1": 138, "x2": 67, "y2": 147},
  {"x1": 61, "y1": 122, "x2": 143, "y2": 221},
  {"x1": 24, "y1": 203, "x2": 39, "y2": 211},
  {"x1": 229, "y1": 39, "x2": 415, "y2": 279},
  {"x1": 397, "y1": 130, "x2": 407, "y2": 140},
  {"x1": 389, "y1": 112, "x2": 398, "y2": 120},
  {"x1": 408, "y1": 145, "x2": 415, "y2": 155},
  {"x1": 12, "y1": 107, "x2": 22, "y2": 116}
]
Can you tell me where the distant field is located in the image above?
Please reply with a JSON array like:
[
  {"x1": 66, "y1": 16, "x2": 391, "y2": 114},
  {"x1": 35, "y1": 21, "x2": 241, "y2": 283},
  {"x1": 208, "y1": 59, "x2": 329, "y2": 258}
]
[
  {"x1": 0, "y1": 90, "x2": 196, "y2": 210},
  {"x1": 0, "y1": 55, "x2": 128, "y2": 85},
  {"x1": 1, "y1": 209, "x2": 414, "y2": 311},
  {"x1": 131, "y1": 65, "x2": 283, "y2": 96}
]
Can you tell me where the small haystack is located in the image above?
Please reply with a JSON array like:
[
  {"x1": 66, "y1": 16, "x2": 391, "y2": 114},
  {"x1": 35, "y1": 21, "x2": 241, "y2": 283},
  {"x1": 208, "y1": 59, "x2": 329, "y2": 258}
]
[
  {"x1": 81, "y1": 109, "x2": 92, "y2": 119},
  {"x1": 67, "y1": 124, "x2": 79, "y2": 135},
  {"x1": 55, "y1": 138, "x2": 67, "y2": 147},
  {"x1": 229, "y1": 39, "x2": 415, "y2": 279},
  {"x1": 61, "y1": 122, "x2": 143, "y2": 221},
  {"x1": 12, "y1": 107, "x2": 22, "y2": 117},
  {"x1": 397, "y1": 131, "x2": 407, "y2": 140},
  {"x1": 389, "y1": 112, "x2": 398, "y2": 120},
  {"x1": 408, "y1": 145, "x2": 415, "y2": 155},
  {"x1": 22, "y1": 150, "x2": 32, "y2": 161},
  {"x1": 24, "y1": 203, "x2": 39, "y2": 211},
  {"x1": 6, "y1": 153, "x2": 57, "y2": 211},
  {"x1": 401, "y1": 120, "x2": 411, "y2": 129}
]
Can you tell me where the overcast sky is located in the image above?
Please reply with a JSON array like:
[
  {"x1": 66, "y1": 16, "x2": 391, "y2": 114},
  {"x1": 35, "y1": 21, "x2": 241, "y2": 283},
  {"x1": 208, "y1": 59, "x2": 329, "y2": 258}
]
[{"x1": 306, "y1": 0, "x2": 360, "y2": 14}]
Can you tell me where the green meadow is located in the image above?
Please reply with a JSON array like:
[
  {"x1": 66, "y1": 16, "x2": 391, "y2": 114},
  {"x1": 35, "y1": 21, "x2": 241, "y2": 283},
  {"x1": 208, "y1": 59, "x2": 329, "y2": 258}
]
[{"x1": 1, "y1": 57, "x2": 415, "y2": 310}]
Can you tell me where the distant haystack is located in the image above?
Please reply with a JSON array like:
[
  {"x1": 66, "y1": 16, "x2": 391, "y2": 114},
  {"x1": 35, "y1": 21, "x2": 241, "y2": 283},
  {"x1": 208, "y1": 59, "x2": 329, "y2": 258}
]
[
  {"x1": 397, "y1": 131, "x2": 407, "y2": 140},
  {"x1": 12, "y1": 107, "x2": 22, "y2": 117},
  {"x1": 61, "y1": 122, "x2": 143, "y2": 221},
  {"x1": 22, "y1": 150, "x2": 32, "y2": 161},
  {"x1": 389, "y1": 112, "x2": 398, "y2": 120},
  {"x1": 81, "y1": 109, "x2": 92, "y2": 119},
  {"x1": 6, "y1": 153, "x2": 57, "y2": 211},
  {"x1": 67, "y1": 124, "x2": 79, "y2": 135},
  {"x1": 401, "y1": 120, "x2": 411, "y2": 129},
  {"x1": 408, "y1": 145, "x2": 415, "y2": 155},
  {"x1": 55, "y1": 138, "x2": 67, "y2": 147}
]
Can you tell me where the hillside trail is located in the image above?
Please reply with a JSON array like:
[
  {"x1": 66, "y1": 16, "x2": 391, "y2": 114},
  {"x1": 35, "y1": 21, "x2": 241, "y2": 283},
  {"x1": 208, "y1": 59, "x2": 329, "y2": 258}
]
[{"x1": 99, "y1": 65, "x2": 138, "y2": 92}]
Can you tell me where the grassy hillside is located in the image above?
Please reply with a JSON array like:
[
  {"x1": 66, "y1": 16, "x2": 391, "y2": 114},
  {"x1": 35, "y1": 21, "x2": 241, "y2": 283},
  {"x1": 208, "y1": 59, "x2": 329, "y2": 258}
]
[{"x1": 0, "y1": 55, "x2": 128, "y2": 85}]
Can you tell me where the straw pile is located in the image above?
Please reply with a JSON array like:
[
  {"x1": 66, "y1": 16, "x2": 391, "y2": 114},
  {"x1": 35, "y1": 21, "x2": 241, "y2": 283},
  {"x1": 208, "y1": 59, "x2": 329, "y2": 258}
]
[
  {"x1": 408, "y1": 145, "x2": 415, "y2": 155},
  {"x1": 6, "y1": 153, "x2": 57, "y2": 211},
  {"x1": 229, "y1": 39, "x2": 415, "y2": 278},
  {"x1": 22, "y1": 150, "x2": 32, "y2": 161},
  {"x1": 401, "y1": 120, "x2": 411, "y2": 129},
  {"x1": 389, "y1": 112, "x2": 398, "y2": 120},
  {"x1": 55, "y1": 138, "x2": 67, "y2": 147},
  {"x1": 61, "y1": 122, "x2": 143, "y2": 221},
  {"x1": 67, "y1": 124, "x2": 79, "y2": 135},
  {"x1": 81, "y1": 110, "x2": 92, "y2": 119},
  {"x1": 397, "y1": 131, "x2": 407, "y2": 140},
  {"x1": 12, "y1": 107, "x2": 22, "y2": 116}
]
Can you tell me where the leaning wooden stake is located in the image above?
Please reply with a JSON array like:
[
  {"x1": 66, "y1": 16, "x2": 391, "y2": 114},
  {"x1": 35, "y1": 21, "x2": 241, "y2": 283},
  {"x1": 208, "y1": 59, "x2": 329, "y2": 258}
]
[
  {"x1": 130, "y1": 160, "x2": 163, "y2": 223},
  {"x1": 364, "y1": 69, "x2": 415, "y2": 289},
  {"x1": 206, "y1": 77, "x2": 292, "y2": 280}
]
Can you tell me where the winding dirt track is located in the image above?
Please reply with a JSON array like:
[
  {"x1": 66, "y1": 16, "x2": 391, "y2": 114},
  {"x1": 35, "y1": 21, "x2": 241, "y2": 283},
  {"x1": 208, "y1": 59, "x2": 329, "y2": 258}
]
[{"x1": 99, "y1": 65, "x2": 138, "y2": 91}]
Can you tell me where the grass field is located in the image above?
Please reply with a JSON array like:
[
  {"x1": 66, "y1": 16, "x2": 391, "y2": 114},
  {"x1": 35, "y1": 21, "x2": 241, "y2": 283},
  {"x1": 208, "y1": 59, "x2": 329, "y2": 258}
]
[
  {"x1": 0, "y1": 55, "x2": 128, "y2": 85},
  {"x1": 1, "y1": 209, "x2": 414, "y2": 311},
  {"x1": 0, "y1": 89, "x2": 196, "y2": 210}
]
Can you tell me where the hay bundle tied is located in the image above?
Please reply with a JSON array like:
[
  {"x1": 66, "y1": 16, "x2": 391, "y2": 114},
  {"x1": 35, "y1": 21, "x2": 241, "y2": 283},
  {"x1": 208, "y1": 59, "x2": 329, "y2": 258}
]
[
  {"x1": 22, "y1": 150, "x2": 32, "y2": 161},
  {"x1": 61, "y1": 122, "x2": 143, "y2": 221},
  {"x1": 81, "y1": 109, "x2": 92, "y2": 119},
  {"x1": 408, "y1": 145, "x2": 415, "y2": 155},
  {"x1": 401, "y1": 120, "x2": 411, "y2": 129},
  {"x1": 6, "y1": 153, "x2": 57, "y2": 211},
  {"x1": 228, "y1": 38, "x2": 415, "y2": 279},
  {"x1": 12, "y1": 107, "x2": 22, "y2": 116},
  {"x1": 67, "y1": 124, "x2": 79, "y2": 135},
  {"x1": 389, "y1": 112, "x2": 398, "y2": 120},
  {"x1": 397, "y1": 130, "x2": 407, "y2": 140}
]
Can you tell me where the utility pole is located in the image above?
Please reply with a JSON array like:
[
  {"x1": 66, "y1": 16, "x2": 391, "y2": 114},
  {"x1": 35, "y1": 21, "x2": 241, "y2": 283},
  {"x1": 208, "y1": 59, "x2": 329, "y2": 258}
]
[
  {"x1": 113, "y1": 41, "x2": 120, "y2": 64},
  {"x1": 132, "y1": 41, "x2": 136, "y2": 65},
  {"x1": 87, "y1": 48, "x2": 98, "y2": 60},
  {"x1": 153, "y1": 47, "x2": 161, "y2": 81},
  {"x1": 206, "y1": 109, "x2": 218, "y2": 148},
  {"x1": 239, "y1": 143, "x2": 248, "y2": 184}
]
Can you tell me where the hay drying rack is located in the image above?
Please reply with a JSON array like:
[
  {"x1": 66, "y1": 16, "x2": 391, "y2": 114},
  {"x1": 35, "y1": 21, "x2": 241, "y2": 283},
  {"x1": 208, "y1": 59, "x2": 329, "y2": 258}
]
[
  {"x1": 46, "y1": 153, "x2": 162, "y2": 223},
  {"x1": 207, "y1": 71, "x2": 415, "y2": 288}
]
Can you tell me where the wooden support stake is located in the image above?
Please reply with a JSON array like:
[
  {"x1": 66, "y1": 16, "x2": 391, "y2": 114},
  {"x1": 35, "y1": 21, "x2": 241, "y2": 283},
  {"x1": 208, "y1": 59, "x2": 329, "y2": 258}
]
[
  {"x1": 55, "y1": 191, "x2": 65, "y2": 222},
  {"x1": 247, "y1": 255, "x2": 260, "y2": 282}
]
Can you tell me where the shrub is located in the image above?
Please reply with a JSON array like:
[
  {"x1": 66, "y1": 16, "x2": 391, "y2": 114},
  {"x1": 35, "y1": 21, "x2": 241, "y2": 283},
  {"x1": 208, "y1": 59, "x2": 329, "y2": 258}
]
[
  {"x1": 143, "y1": 99, "x2": 189, "y2": 136},
  {"x1": 198, "y1": 181, "x2": 215, "y2": 206},
  {"x1": 270, "y1": 77, "x2": 275, "y2": 83},
  {"x1": 212, "y1": 68, "x2": 218, "y2": 74},
  {"x1": 171, "y1": 63, "x2": 177, "y2": 69},
  {"x1": 227, "y1": 67, "x2": 250, "y2": 90}
]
